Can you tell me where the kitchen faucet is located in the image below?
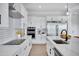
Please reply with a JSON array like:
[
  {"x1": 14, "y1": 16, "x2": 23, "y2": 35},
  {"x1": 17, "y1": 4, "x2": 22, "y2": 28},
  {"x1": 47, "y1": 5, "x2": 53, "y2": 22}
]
[{"x1": 61, "y1": 29, "x2": 68, "y2": 41}]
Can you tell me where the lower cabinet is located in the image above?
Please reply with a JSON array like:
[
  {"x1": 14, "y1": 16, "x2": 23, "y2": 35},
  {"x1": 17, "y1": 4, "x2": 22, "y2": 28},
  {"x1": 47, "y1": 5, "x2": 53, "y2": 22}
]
[
  {"x1": 47, "y1": 39, "x2": 54, "y2": 56},
  {"x1": 13, "y1": 37, "x2": 32, "y2": 56},
  {"x1": 47, "y1": 39, "x2": 62, "y2": 56},
  {"x1": 13, "y1": 44, "x2": 32, "y2": 56},
  {"x1": 12, "y1": 48, "x2": 22, "y2": 56}
]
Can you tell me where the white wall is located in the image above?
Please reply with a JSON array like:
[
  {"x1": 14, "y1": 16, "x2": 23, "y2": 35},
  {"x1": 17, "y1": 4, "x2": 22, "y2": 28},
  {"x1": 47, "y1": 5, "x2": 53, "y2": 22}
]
[
  {"x1": 0, "y1": 17, "x2": 14, "y2": 43},
  {"x1": 28, "y1": 16, "x2": 46, "y2": 28},
  {"x1": 70, "y1": 13, "x2": 79, "y2": 35},
  {"x1": 0, "y1": 3, "x2": 10, "y2": 43},
  {"x1": 0, "y1": 3, "x2": 28, "y2": 43},
  {"x1": 0, "y1": 3, "x2": 9, "y2": 27}
]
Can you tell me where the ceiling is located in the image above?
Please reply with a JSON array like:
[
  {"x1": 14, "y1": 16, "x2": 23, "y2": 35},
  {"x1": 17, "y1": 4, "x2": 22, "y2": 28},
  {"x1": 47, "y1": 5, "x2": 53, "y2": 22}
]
[{"x1": 23, "y1": 3, "x2": 79, "y2": 16}]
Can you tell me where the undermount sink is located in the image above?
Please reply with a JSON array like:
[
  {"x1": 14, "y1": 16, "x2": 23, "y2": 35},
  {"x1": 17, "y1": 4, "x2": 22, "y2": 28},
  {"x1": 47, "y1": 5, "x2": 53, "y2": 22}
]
[
  {"x1": 3, "y1": 39, "x2": 26, "y2": 45},
  {"x1": 53, "y1": 40, "x2": 68, "y2": 44}
]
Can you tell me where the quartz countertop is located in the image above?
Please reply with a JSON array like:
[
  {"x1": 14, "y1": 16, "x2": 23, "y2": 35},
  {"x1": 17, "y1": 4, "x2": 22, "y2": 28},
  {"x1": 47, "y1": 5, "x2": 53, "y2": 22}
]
[
  {"x1": 0, "y1": 35, "x2": 31, "y2": 56},
  {"x1": 47, "y1": 36, "x2": 79, "y2": 56}
]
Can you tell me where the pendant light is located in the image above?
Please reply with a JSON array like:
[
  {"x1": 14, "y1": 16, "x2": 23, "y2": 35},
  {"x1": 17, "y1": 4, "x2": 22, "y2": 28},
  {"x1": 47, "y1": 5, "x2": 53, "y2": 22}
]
[{"x1": 66, "y1": 3, "x2": 69, "y2": 15}]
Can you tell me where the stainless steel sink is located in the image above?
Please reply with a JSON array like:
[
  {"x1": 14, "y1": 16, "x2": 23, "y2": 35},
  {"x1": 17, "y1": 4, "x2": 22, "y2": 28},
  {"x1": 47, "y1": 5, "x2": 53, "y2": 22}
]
[
  {"x1": 3, "y1": 39, "x2": 26, "y2": 45},
  {"x1": 53, "y1": 40, "x2": 68, "y2": 44}
]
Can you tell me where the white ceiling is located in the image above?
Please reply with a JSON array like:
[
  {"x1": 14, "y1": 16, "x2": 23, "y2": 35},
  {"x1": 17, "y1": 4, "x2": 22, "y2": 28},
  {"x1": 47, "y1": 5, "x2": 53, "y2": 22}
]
[
  {"x1": 23, "y1": 3, "x2": 67, "y2": 11},
  {"x1": 23, "y1": 3, "x2": 79, "y2": 16}
]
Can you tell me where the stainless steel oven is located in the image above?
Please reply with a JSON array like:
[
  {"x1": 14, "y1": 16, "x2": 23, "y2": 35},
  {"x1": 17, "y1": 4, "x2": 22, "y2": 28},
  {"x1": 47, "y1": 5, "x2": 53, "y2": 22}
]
[{"x1": 27, "y1": 27, "x2": 35, "y2": 39}]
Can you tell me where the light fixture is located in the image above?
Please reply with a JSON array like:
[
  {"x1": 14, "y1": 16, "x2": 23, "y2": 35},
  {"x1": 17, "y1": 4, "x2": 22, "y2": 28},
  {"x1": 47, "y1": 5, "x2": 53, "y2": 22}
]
[
  {"x1": 38, "y1": 5, "x2": 42, "y2": 8},
  {"x1": 66, "y1": 3, "x2": 70, "y2": 15},
  {"x1": 66, "y1": 12, "x2": 69, "y2": 15}
]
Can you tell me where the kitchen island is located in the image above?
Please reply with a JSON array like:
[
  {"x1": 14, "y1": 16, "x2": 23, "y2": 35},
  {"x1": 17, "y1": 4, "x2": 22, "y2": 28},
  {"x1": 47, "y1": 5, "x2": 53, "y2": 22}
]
[
  {"x1": 0, "y1": 45, "x2": 21, "y2": 56},
  {"x1": 47, "y1": 36, "x2": 79, "y2": 56},
  {"x1": 0, "y1": 36, "x2": 32, "y2": 56}
]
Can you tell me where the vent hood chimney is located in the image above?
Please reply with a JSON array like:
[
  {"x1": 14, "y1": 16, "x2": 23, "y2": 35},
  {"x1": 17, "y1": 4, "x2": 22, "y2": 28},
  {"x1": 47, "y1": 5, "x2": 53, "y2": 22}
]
[{"x1": 9, "y1": 3, "x2": 24, "y2": 19}]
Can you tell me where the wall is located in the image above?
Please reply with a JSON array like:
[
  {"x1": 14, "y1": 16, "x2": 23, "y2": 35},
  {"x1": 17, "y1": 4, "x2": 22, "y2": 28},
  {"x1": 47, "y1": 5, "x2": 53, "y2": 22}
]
[
  {"x1": 0, "y1": 3, "x2": 28, "y2": 43},
  {"x1": 0, "y1": 3, "x2": 10, "y2": 43},
  {"x1": 70, "y1": 13, "x2": 79, "y2": 35},
  {"x1": 28, "y1": 16, "x2": 68, "y2": 36},
  {"x1": 0, "y1": 3, "x2": 9, "y2": 27},
  {"x1": 0, "y1": 3, "x2": 16, "y2": 43},
  {"x1": 28, "y1": 16, "x2": 46, "y2": 43},
  {"x1": 0, "y1": 17, "x2": 15, "y2": 43},
  {"x1": 28, "y1": 16, "x2": 46, "y2": 28}
]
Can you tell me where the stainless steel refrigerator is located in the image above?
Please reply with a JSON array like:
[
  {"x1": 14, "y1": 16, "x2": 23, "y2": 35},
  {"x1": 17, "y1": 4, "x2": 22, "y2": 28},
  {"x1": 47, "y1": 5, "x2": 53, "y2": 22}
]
[{"x1": 47, "y1": 22, "x2": 67, "y2": 36}]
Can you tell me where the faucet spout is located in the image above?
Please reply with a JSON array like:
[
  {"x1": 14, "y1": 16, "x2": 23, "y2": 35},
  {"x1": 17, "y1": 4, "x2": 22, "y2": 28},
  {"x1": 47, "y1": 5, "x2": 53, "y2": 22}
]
[{"x1": 61, "y1": 29, "x2": 68, "y2": 41}]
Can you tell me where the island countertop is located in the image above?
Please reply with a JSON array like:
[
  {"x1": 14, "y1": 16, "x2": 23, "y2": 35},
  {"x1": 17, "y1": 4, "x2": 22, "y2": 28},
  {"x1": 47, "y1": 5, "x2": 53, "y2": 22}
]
[
  {"x1": 47, "y1": 36, "x2": 79, "y2": 56},
  {"x1": 0, "y1": 35, "x2": 32, "y2": 56}
]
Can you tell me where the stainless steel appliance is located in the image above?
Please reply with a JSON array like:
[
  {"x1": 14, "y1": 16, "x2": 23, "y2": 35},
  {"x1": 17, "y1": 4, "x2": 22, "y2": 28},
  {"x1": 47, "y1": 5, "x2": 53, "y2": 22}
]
[
  {"x1": 47, "y1": 22, "x2": 58, "y2": 36},
  {"x1": 47, "y1": 21, "x2": 67, "y2": 36},
  {"x1": 27, "y1": 27, "x2": 35, "y2": 39}
]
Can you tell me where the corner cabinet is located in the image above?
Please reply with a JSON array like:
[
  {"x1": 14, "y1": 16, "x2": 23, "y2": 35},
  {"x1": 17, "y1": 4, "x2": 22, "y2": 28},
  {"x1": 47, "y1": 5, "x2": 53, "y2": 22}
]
[{"x1": 0, "y1": 3, "x2": 9, "y2": 27}]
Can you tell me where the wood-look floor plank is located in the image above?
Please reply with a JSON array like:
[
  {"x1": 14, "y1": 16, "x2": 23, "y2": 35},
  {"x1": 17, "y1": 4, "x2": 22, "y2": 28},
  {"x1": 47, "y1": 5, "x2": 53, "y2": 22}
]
[{"x1": 29, "y1": 44, "x2": 48, "y2": 56}]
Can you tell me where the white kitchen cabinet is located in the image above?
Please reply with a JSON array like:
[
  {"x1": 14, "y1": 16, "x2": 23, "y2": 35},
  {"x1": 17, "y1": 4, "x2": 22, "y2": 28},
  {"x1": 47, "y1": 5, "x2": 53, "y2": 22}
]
[
  {"x1": 46, "y1": 38, "x2": 54, "y2": 56},
  {"x1": 12, "y1": 36, "x2": 32, "y2": 56},
  {"x1": 0, "y1": 3, "x2": 9, "y2": 27},
  {"x1": 26, "y1": 36, "x2": 32, "y2": 56},
  {"x1": 47, "y1": 16, "x2": 68, "y2": 22},
  {"x1": 22, "y1": 36, "x2": 32, "y2": 56},
  {"x1": 13, "y1": 49, "x2": 21, "y2": 56},
  {"x1": 41, "y1": 34, "x2": 47, "y2": 43}
]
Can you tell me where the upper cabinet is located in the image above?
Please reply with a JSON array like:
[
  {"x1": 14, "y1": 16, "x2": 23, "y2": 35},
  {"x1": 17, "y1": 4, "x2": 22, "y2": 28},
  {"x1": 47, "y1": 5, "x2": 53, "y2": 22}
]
[
  {"x1": 0, "y1": 3, "x2": 9, "y2": 27},
  {"x1": 46, "y1": 16, "x2": 68, "y2": 24}
]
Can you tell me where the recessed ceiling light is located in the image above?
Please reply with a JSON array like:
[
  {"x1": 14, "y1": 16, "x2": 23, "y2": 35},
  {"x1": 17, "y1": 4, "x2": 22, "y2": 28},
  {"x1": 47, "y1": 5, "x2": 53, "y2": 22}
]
[{"x1": 38, "y1": 5, "x2": 42, "y2": 8}]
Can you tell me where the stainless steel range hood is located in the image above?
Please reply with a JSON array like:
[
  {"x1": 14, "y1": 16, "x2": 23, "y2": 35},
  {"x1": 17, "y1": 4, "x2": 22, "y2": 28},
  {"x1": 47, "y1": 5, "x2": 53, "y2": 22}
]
[{"x1": 9, "y1": 3, "x2": 24, "y2": 19}]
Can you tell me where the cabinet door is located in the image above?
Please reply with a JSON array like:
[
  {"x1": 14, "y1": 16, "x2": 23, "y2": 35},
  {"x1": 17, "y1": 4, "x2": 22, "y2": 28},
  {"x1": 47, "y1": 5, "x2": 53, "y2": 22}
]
[
  {"x1": 0, "y1": 3, "x2": 9, "y2": 27},
  {"x1": 47, "y1": 40, "x2": 54, "y2": 56}
]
